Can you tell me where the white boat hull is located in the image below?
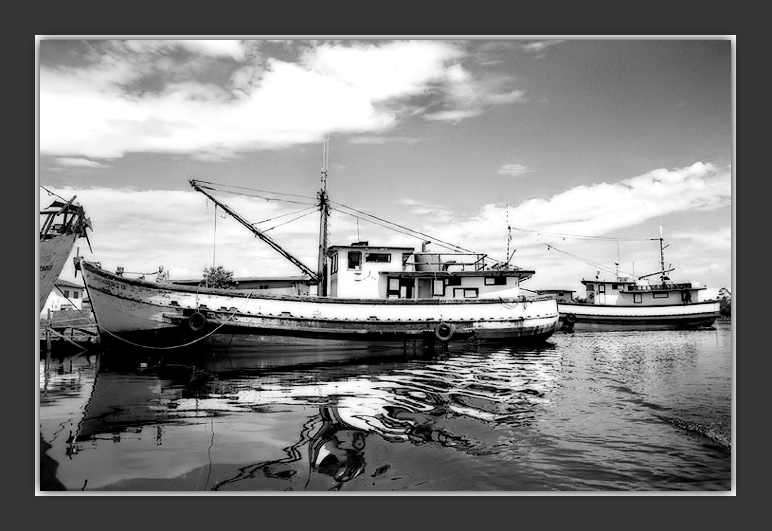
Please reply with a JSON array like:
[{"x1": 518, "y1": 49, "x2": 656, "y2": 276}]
[
  {"x1": 39, "y1": 233, "x2": 78, "y2": 313},
  {"x1": 558, "y1": 301, "x2": 721, "y2": 331},
  {"x1": 80, "y1": 261, "x2": 559, "y2": 352}
]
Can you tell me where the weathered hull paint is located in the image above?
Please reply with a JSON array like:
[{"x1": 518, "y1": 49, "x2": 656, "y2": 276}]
[
  {"x1": 39, "y1": 233, "x2": 78, "y2": 313},
  {"x1": 558, "y1": 301, "x2": 721, "y2": 332},
  {"x1": 81, "y1": 261, "x2": 559, "y2": 353}
]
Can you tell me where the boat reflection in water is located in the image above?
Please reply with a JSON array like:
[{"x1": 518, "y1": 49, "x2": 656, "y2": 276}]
[{"x1": 66, "y1": 344, "x2": 558, "y2": 491}]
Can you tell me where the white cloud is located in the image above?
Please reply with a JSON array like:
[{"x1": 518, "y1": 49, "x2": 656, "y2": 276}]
[
  {"x1": 303, "y1": 41, "x2": 465, "y2": 103},
  {"x1": 522, "y1": 40, "x2": 564, "y2": 54},
  {"x1": 498, "y1": 164, "x2": 532, "y2": 178},
  {"x1": 424, "y1": 109, "x2": 483, "y2": 122},
  {"x1": 40, "y1": 40, "x2": 530, "y2": 160},
  {"x1": 54, "y1": 157, "x2": 107, "y2": 168}
]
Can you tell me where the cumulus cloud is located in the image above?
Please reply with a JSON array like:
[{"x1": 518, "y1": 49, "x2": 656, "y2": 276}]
[{"x1": 40, "y1": 40, "x2": 529, "y2": 160}]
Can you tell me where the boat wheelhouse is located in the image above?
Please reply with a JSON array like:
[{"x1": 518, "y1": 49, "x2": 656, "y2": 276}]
[{"x1": 326, "y1": 242, "x2": 533, "y2": 300}]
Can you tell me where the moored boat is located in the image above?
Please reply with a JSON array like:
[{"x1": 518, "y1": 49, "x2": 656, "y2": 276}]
[
  {"x1": 80, "y1": 165, "x2": 558, "y2": 353},
  {"x1": 555, "y1": 234, "x2": 720, "y2": 332},
  {"x1": 39, "y1": 195, "x2": 92, "y2": 313}
]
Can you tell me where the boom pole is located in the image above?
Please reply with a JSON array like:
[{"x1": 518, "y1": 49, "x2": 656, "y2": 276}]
[{"x1": 189, "y1": 180, "x2": 320, "y2": 282}]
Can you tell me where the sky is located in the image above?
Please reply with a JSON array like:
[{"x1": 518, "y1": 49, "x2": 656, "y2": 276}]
[{"x1": 38, "y1": 37, "x2": 733, "y2": 295}]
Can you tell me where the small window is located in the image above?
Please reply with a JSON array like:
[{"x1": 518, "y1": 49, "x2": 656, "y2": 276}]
[
  {"x1": 634, "y1": 293, "x2": 642, "y2": 303},
  {"x1": 330, "y1": 253, "x2": 338, "y2": 274},
  {"x1": 447, "y1": 277, "x2": 461, "y2": 286},
  {"x1": 433, "y1": 280, "x2": 445, "y2": 296},
  {"x1": 63, "y1": 290, "x2": 70, "y2": 298},
  {"x1": 365, "y1": 253, "x2": 391, "y2": 263},
  {"x1": 598, "y1": 284, "x2": 606, "y2": 294},
  {"x1": 347, "y1": 251, "x2": 362, "y2": 269},
  {"x1": 653, "y1": 292, "x2": 669, "y2": 299},
  {"x1": 484, "y1": 276, "x2": 506, "y2": 286},
  {"x1": 587, "y1": 283, "x2": 594, "y2": 290},
  {"x1": 612, "y1": 284, "x2": 619, "y2": 290},
  {"x1": 73, "y1": 291, "x2": 79, "y2": 299}
]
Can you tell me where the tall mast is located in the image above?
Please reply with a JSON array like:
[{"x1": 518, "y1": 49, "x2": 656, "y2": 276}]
[
  {"x1": 659, "y1": 222, "x2": 667, "y2": 284},
  {"x1": 317, "y1": 137, "x2": 331, "y2": 296}
]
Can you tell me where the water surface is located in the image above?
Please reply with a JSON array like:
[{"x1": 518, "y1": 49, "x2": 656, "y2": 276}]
[{"x1": 38, "y1": 321, "x2": 732, "y2": 492}]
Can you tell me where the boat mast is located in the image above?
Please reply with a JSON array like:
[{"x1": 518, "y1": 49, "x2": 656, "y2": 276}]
[
  {"x1": 189, "y1": 180, "x2": 320, "y2": 282},
  {"x1": 658, "y1": 222, "x2": 670, "y2": 284},
  {"x1": 317, "y1": 138, "x2": 331, "y2": 296}
]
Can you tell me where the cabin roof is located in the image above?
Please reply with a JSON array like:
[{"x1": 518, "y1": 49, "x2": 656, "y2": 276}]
[
  {"x1": 54, "y1": 279, "x2": 84, "y2": 289},
  {"x1": 328, "y1": 244, "x2": 415, "y2": 252},
  {"x1": 580, "y1": 279, "x2": 635, "y2": 285}
]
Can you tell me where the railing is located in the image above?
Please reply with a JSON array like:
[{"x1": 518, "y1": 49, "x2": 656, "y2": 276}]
[
  {"x1": 624, "y1": 282, "x2": 693, "y2": 292},
  {"x1": 412, "y1": 252, "x2": 488, "y2": 272}
]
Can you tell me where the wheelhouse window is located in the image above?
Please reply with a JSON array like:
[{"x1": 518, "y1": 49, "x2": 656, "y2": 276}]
[
  {"x1": 612, "y1": 284, "x2": 619, "y2": 290},
  {"x1": 365, "y1": 253, "x2": 391, "y2": 263},
  {"x1": 347, "y1": 251, "x2": 362, "y2": 269},
  {"x1": 433, "y1": 280, "x2": 445, "y2": 296},
  {"x1": 484, "y1": 276, "x2": 506, "y2": 286},
  {"x1": 330, "y1": 253, "x2": 338, "y2": 274},
  {"x1": 453, "y1": 287, "x2": 478, "y2": 298},
  {"x1": 447, "y1": 277, "x2": 461, "y2": 287},
  {"x1": 598, "y1": 284, "x2": 606, "y2": 294}
]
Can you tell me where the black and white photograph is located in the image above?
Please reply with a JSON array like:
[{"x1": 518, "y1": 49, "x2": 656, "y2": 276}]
[{"x1": 37, "y1": 37, "x2": 733, "y2": 493}]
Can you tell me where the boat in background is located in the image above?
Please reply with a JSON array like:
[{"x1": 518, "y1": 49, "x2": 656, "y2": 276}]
[
  {"x1": 556, "y1": 233, "x2": 720, "y2": 332},
  {"x1": 79, "y1": 156, "x2": 558, "y2": 353},
  {"x1": 40, "y1": 195, "x2": 92, "y2": 313}
]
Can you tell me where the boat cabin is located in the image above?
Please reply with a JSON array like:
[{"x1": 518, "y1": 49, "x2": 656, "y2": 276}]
[
  {"x1": 581, "y1": 277, "x2": 709, "y2": 306},
  {"x1": 326, "y1": 242, "x2": 534, "y2": 300}
]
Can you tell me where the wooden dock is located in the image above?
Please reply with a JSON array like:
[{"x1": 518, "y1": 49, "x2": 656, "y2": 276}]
[{"x1": 40, "y1": 309, "x2": 99, "y2": 357}]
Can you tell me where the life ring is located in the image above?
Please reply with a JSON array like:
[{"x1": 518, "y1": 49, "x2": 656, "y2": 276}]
[
  {"x1": 188, "y1": 311, "x2": 207, "y2": 333},
  {"x1": 565, "y1": 313, "x2": 577, "y2": 324},
  {"x1": 434, "y1": 322, "x2": 455, "y2": 342}
]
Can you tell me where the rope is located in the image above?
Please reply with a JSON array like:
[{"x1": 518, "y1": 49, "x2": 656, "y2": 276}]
[{"x1": 54, "y1": 283, "x2": 256, "y2": 351}]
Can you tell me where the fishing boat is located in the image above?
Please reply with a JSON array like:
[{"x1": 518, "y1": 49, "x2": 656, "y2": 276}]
[
  {"x1": 39, "y1": 195, "x2": 92, "y2": 313},
  {"x1": 556, "y1": 233, "x2": 721, "y2": 332},
  {"x1": 79, "y1": 161, "x2": 558, "y2": 353}
]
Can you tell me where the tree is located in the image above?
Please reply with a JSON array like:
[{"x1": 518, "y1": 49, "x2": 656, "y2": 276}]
[
  {"x1": 203, "y1": 265, "x2": 234, "y2": 289},
  {"x1": 719, "y1": 287, "x2": 731, "y2": 318}
]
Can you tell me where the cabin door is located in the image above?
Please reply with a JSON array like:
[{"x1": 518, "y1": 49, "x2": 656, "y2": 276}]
[{"x1": 399, "y1": 279, "x2": 414, "y2": 299}]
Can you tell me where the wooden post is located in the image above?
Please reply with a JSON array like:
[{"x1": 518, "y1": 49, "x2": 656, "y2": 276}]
[{"x1": 45, "y1": 328, "x2": 52, "y2": 369}]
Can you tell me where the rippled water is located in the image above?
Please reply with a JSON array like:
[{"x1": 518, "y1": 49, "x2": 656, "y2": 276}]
[{"x1": 38, "y1": 321, "x2": 733, "y2": 492}]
